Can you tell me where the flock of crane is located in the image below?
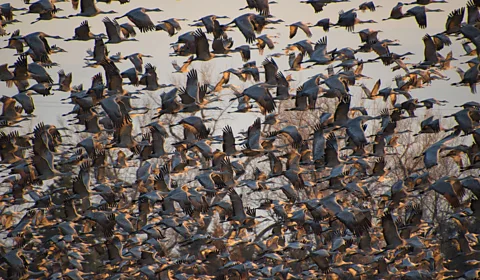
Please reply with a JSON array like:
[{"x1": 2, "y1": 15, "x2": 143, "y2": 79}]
[{"x1": 1, "y1": 0, "x2": 480, "y2": 279}]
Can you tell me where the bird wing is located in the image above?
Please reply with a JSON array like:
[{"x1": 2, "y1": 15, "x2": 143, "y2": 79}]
[
  {"x1": 193, "y1": 29, "x2": 211, "y2": 60},
  {"x1": 246, "y1": 84, "x2": 276, "y2": 114},
  {"x1": 369, "y1": 157, "x2": 384, "y2": 176},
  {"x1": 222, "y1": 125, "x2": 237, "y2": 155},
  {"x1": 262, "y1": 58, "x2": 278, "y2": 84},
  {"x1": 422, "y1": 34, "x2": 437, "y2": 64},
  {"x1": 334, "y1": 95, "x2": 351, "y2": 123},
  {"x1": 235, "y1": 15, "x2": 256, "y2": 43},
  {"x1": 289, "y1": 25, "x2": 298, "y2": 39},
  {"x1": 411, "y1": 7, "x2": 427, "y2": 29},
  {"x1": 103, "y1": 17, "x2": 121, "y2": 41},
  {"x1": 228, "y1": 187, "x2": 246, "y2": 219},
  {"x1": 371, "y1": 79, "x2": 381, "y2": 97},
  {"x1": 75, "y1": 20, "x2": 91, "y2": 38},
  {"x1": 325, "y1": 133, "x2": 340, "y2": 167},
  {"x1": 297, "y1": 22, "x2": 312, "y2": 38},
  {"x1": 313, "y1": 36, "x2": 328, "y2": 55},
  {"x1": 246, "y1": 117, "x2": 262, "y2": 150},
  {"x1": 129, "y1": 10, "x2": 156, "y2": 32},
  {"x1": 360, "y1": 83, "x2": 372, "y2": 98},
  {"x1": 186, "y1": 69, "x2": 200, "y2": 103},
  {"x1": 381, "y1": 213, "x2": 403, "y2": 248},
  {"x1": 467, "y1": 1, "x2": 480, "y2": 24},
  {"x1": 445, "y1": 7, "x2": 464, "y2": 32},
  {"x1": 346, "y1": 121, "x2": 367, "y2": 147},
  {"x1": 312, "y1": 123, "x2": 325, "y2": 161}
]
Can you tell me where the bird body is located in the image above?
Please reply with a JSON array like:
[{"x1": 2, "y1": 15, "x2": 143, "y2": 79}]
[{"x1": 115, "y1": 7, "x2": 163, "y2": 32}]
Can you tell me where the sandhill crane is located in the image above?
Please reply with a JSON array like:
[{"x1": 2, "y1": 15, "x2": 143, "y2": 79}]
[
  {"x1": 2, "y1": 30, "x2": 24, "y2": 54},
  {"x1": 229, "y1": 90, "x2": 253, "y2": 113},
  {"x1": 421, "y1": 33, "x2": 442, "y2": 67},
  {"x1": 30, "y1": 7, "x2": 68, "y2": 24},
  {"x1": 268, "y1": 125, "x2": 303, "y2": 144},
  {"x1": 0, "y1": 3, "x2": 26, "y2": 21},
  {"x1": 25, "y1": 60, "x2": 53, "y2": 84},
  {"x1": 153, "y1": 88, "x2": 182, "y2": 118},
  {"x1": 117, "y1": 22, "x2": 136, "y2": 39},
  {"x1": 0, "y1": 96, "x2": 28, "y2": 124},
  {"x1": 262, "y1": 58, "x2": 279, "y2": 85},
  {"x1": 381, "y1": 212, "x2": 406, "y2": 250},
  {"x1": 274, "y1": 71, "x2": 294, "y2": 100},
  {"x1": 156, "y1": 18, "x2": 186, "y2": 36},
  {"x1": 112, "y1": 115, "x2": 138, "y2": 150},
  {"x1": 2, "y1": 249, "x2": 27, "y2": 279},
  {"x1": 285, "y1": 39, "x2": 314, "y2": 57},
  {"x1": 461, "y1": 41, "x2": 477, "y2": 57},
  {"x1": 359, "y1": 79, "x2": 381, "y2": 101},
  {"x1": 302, "y1": 36, "x2": 335, "y2": 66},
  {"x1": 83, "y1": 211, "x2": 116, "y2": 238},
  {"x1": 404, "y1": 6, "x2": 444, "y2": 29},
  {"x1": 343, "y1": 115, "x2": 375, "y2": 148},
  {"x1": 32, "y1": 153, "x2": 72, "y2": 181},
  {"x1": 287, "y1": 22, "x2": 312, "y2": 39},
  {"x1": 413, "y1": 116, "x2": 442, "y2": 136},
  {"x1": 414, "y1": 129, "x2": 460, "y2": 169},
  {"x1": 22, "y1": 0, "x2": 57, "y2": 15},
  {"x1": 102, "y1": 17, "x2": 137, "y2": 44},
  {"x1": 240, "y1": 0, "x2": 276, "y2": 16},
  {"x1": 355, "y1": 28, "x2": 381, "y2": 44},
  {"x1": 301, "y1": 0, "x2": 348, "y2": 13},
  {"x1": 141, "y1": 63, "x2": 161, "y2": 90},
  {"x1": 212, "y1": 34, "x2": 234, "y2": 55},
  {"x1": 0, "y1": 23, "x2": 9, "y2": 37},
  {"x1": 234, "y1": 83, "x2": 276, "y2": 114},
  {"x1": 69, "y1": 0, "x2": 116, "y2": 17},
  {"x1": 191, "y1": 29, "x2": 229, "y2": 61},
  {"x1": 445, "y1": 8, "x2": 465, "y2": 34},
  {"x1": 12, "y1": 91, "x2": 35, "y2": 115},
  {"x1": 444, "y1": 108, "x2": 480, "y2": 134},
  {"x1": 171, "y1": 116, "x2": 211, "y2": 140},
  {"x1": 288, "y1": 84, "x2": 312, "y2": 111},
  {"x1": 56, "y1": 69, "x2": 72, "y2": 91},
  {"x1": 406, "y1": 0, "x2": 447, "y2": 4},
  {"x1": 424, "y1": 176, "x2": 465, "y2": 208},
  {"x1": 171, "y1": 56, "x2": 193, "y2": 73},
  {"x1": 232, "y1": 45, "x2": 252, "y2": 62},
  {"x1": 211, "y1": 69, "x2": 241, "y2": 92},
  {"x1": 115, "y1": 7, "x2": 163, "y2": 32},
  {"x1": 190, "y1": 14, "x2": 229, "y2": 33},
  {"x1": 383, "y1": 2, "x2": 405, "y2": 21},
  {"x1": 240, "y1": 118, "x2": 264, "y2": 155},
  {"x1": 358, "y1": 1, "x2": 381, "y2": 12},
  {"x1": 320, "y1": 194, "x2": 372, "y2": 236},
  {"x1": 227, "y1": 13, "x2": 267, "y2": 43},
  {"x1": 242, "y1": 63, "x2": 261, "y2": 82},
  {"x1": 256, "y1": 34, "x2": 277, "y2": 55},
  {"x1": 419, "y1": 98, "x2": 447, "y2": 109},
  {"x1": 16, "y1": 32, "x2": 63, "y2": 64},
  {"x1": 288, "y1": 52, "x2": 304, "y2": 71},
  {"x1": 83, "y1": 37, "x2": 108, "y2": 64},
  {"x1": 310, "y1": 18, "x2": 334, "y2": 32},
  {"x1": 452, "y1": 64, "x2": 480, "y2": 94},
  {"x1": 335, "y1": 9, "x2": 377, "y2": 32},
  {"x1": 221, "y1": 125, "x2": 238, "y2": 156},
  {"x1": 467, "y1": 0, "x2": 480, "y2": 24},
  {"x1": 125, "y1": 53, "x2": 152, "y2": 73}
]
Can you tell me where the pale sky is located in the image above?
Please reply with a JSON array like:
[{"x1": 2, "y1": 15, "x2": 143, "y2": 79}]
[{"x1": 0, "y1": 0, "x2": 475, "y2": 133}]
